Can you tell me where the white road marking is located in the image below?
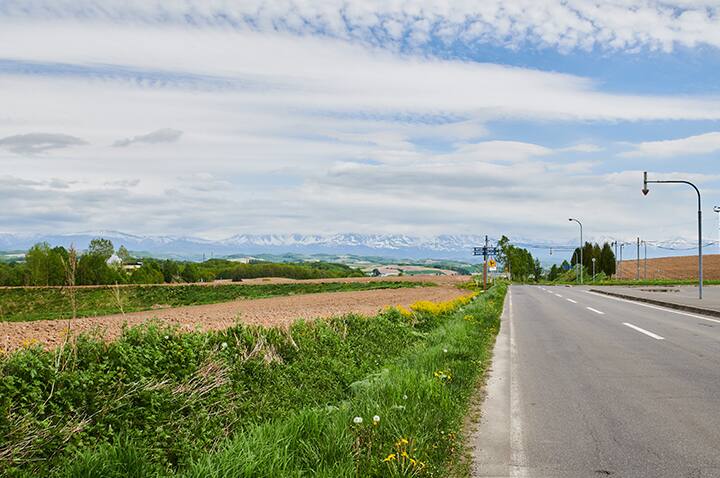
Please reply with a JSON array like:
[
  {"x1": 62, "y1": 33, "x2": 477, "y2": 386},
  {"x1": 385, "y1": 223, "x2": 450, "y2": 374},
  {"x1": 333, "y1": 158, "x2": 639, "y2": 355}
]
[
  {"x1": 554, "y1": 293, "x2": 563, "y2": 298},
  {"x1": 586, "y1": 307, "x2": 605, "y2": 315},
  {"x1": 586, "y1": 290, "x2": 720, "y2": 324},
  {"x1": 508, "y1": 291, "x2": 530, "y2": 478},
  {"x1": 566, "y1": 298, "x2": 577, "y2": 304},
  {"x1": 623, "y1": 322, "x2": 665, "y2": 340}
]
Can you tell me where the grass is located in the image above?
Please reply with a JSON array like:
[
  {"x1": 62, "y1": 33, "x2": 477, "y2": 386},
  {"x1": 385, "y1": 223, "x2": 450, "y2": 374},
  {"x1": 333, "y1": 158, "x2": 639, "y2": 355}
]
[
  {"x1": 0, "y1": 281, "x2": 426, "y2": 323},
  {"x1": 0, "y1": 283, "x2": 506, "y2": 477}
]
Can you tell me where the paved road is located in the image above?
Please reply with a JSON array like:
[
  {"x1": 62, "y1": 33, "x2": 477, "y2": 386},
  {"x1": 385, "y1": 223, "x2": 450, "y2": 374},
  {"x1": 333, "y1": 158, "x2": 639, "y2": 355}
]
[{"x1": 473, "y1": 285, "x2": 720, "y2": 478}]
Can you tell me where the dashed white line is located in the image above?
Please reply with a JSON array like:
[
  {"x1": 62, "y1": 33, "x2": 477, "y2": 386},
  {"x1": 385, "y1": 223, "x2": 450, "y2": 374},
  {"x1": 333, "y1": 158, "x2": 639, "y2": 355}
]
[
  {"x1": 566, "y1": 298, "x2": 577, "y2": 304},
  {"x1": 586, "y1": 307, "x2": 605, "y2": 315},
  {"x1": 623, "y1": 322, "x2": 665, "y2": 340},
  {"x1": 554, "y1": 293, "x2": 563, "y2": 298}
]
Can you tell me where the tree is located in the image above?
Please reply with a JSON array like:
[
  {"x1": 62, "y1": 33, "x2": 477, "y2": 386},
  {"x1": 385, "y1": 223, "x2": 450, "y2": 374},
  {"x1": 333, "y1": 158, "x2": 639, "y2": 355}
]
[
  {"x1": 181, "y1": 263, "x2": 199, "y2": 283},
  {"x1": 117, "y1": 245, "x2": 132, "y2": 262},
  {"x1": 599, "y1": 242, "x2": 616, "y2": 277},
  {"x1": 161, "y1": 260, "x2": 180, "y2": 283},
  {"x1": 77, "y1": 253, "x2": 119, "y2": 285},
  {"x1": 25, "y1": 242, "x2": 52, "y2": 286},
  {"x1": 548, "y1": 264, "x2": 560, "y2": 281},
  {"x1": 87, "y1": 238, "x2": 114, "y2": 260}
]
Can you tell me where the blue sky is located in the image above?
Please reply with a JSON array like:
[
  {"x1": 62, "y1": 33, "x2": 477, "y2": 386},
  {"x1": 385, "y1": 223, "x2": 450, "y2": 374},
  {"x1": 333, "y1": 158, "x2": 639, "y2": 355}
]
[{"x1": 1, "y1": 1, "x2": 720, "y2": 246}]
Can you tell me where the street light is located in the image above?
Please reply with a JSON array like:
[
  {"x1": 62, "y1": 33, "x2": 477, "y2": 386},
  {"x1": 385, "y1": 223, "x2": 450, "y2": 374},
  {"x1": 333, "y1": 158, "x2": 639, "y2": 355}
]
[
  {"x1": 569, "y1": 218, "x2": 583, "y2": 284},
  {"x1": 592, "y1": 257, "x2": 596, "y2": 282},
  {"x1": 643, "y1": 171, "x2": 703, "y2": 299}
]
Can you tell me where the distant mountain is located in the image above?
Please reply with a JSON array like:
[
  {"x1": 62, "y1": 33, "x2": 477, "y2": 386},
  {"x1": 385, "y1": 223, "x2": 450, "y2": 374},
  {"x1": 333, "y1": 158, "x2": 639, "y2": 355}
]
[
  {"x1": 0, "y1": 231, "x2": 708, "y2": 263},
  {"x1": 0, "y1": 231, "x2": 489, "y2": 260}
]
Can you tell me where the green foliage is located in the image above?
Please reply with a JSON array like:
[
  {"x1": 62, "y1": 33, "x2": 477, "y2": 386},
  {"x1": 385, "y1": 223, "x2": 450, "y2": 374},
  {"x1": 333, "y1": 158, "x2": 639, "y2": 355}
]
[
  {"x1": 77, "y1": 253, "x2": 121, "y2": 285},
  {"x1": 215, "y1": 261, "x2": 365, "y2": 281},
  {"x1": 0, "y1": 240, "x2": 367, "y2": 287},
  {"x1": 0, "y1": 284, "x2": 503, "y2": 477},
  {"x1": 498, "y1": 235, "x2": 540, "y2": 282},
  {"x1": 570, "y1": 242, "x2": 615, "y2": 278},
  {"x1": 0, "y1": 281, "x2": 425, "y2": 323},
  {"x1": 87, "y1": 238, "x2": 115, "y2": 260}
]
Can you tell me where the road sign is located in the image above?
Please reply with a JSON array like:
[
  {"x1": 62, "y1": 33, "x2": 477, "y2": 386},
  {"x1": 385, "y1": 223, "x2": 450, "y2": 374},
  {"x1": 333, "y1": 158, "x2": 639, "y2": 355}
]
[{"x1": 488, "y1": 259, "x2": 497, "y2": 271}]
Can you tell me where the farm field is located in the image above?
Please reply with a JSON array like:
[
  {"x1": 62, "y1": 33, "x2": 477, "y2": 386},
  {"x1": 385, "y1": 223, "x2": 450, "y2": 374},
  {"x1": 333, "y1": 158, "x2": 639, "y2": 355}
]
[
  {"x1": 0, "y1": 282, "x2": 506, "y2": 477},
  {"x1": 0, "y1": 280, "x2": 433, "y2": 324},
  {"x1": 616, "y1": 254, "x2": 720, "y2": 281},
  {"x1": 0, "y1": 283, "x2": 466, "y2": 352}
]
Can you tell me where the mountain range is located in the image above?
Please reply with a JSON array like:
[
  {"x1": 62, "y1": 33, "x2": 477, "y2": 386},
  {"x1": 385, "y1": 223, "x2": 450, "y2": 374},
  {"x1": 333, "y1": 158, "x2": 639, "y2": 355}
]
[{"x1": 0, "y1": 231, "x2": 708, "y2": 262}]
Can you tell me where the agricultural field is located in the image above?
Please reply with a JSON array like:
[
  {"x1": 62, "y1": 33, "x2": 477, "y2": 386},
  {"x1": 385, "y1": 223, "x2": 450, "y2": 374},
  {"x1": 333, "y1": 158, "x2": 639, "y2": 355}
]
[
  {"x1": 0, "y1": 281, "x2": 427, "y2": 323},
  {"x1": 616, "y1": 254, "x2": 720, "y2": 281},
  {"x1": 0, "y1": 282, "x2": 506, "y2": 477}
]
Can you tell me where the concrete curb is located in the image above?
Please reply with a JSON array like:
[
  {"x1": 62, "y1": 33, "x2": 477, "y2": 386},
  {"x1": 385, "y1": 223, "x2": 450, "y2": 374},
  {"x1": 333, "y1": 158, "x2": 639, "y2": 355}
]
[{"x1": 589, "y1": 289, "x2": 720, "y2": 319}]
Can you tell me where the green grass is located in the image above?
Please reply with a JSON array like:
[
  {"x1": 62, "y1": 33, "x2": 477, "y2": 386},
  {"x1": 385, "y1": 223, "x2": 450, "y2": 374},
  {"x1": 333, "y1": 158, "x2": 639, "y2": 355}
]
[
  {"x1": 0, "y1": 281, "x2": 426, "y2": 323},
  {"x1": 0, "y1": 283, "x2": 505, "y2": 477}
]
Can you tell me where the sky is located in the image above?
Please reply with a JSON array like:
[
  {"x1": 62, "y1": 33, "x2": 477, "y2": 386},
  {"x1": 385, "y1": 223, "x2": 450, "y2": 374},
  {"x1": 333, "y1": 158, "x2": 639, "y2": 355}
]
[{"x1": 1, "y1": 0, "x2": 720, "y2": 245}]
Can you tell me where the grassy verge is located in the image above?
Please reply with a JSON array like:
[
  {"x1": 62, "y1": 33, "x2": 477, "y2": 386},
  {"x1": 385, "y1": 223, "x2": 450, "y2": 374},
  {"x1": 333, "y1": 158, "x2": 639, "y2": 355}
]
[
  {"x1": 0, "y1": 283, "x2": 505, "y2": 477},
  {"x1": 0, "y1": 281, "x2": 426, "y2": 323}
]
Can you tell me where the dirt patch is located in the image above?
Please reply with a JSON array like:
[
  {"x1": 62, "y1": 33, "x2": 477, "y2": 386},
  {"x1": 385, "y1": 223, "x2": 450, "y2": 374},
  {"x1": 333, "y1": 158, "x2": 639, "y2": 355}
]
[{"x1": 0, "y1": 285, "x2": 468, "y2": 353}]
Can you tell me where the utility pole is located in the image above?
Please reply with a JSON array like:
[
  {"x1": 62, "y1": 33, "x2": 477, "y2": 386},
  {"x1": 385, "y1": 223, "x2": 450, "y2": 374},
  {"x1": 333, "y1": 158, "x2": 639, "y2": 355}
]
[
  {"x1": 473, "y1": 238, "x2": 499, "y2": 292},
  {"x1": 484, "y1": 235, "x2": 488, "y2": 291},
  {"x1": 643, "y1": 172, "x2": 703, "y2": 299},
  {"x1": 636, "y1": 237, "x2": 640, "y2": 280},
  {"x1": 714, "y1": 206, "x2": 720, "y2": 254},
  {"x1": 611, "y1": 240, "x2": 618, "y2": 279}
]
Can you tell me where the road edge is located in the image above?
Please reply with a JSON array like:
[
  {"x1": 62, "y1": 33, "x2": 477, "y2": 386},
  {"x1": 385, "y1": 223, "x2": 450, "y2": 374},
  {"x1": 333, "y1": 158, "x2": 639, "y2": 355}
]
[
  {"x1": 589, "y1": 288, "x2": 720, "y2": 318},
  {"x1": 468, "y1": 286, "x2": 527, "y2": 477}
]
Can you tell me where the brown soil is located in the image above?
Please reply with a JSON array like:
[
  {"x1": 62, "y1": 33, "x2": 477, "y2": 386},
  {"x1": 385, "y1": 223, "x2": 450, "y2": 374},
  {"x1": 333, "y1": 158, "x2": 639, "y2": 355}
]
[
  {"x1": 616, "y1": 254, "x2": 720, "y2": 280},
  {"x1": 0, "y1": 284, "x2": 468, "y2": 353}
]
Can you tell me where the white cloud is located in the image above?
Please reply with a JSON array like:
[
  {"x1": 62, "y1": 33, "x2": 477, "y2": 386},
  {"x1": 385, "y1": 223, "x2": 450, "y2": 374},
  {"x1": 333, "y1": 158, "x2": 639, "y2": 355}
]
[
  {"x1": 0, "y1": 132, "x2": 86, "y2": 155},
  {"x1": 621, "y1": 132, "x2": 720, "y2": 157},
  {"x1": 113, "y1": 128, "x2": 183, "y2": 147},
  {"x1": 1, "y1": 1, "x2": 719, "y2": 52},
  {"x1": 0, "y1": 6, "x2": 718, "y2": 242}
]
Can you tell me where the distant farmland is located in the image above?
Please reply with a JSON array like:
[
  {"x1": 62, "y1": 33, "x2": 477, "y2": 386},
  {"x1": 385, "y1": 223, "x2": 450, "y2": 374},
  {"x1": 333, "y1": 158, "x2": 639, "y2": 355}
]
[{"x1": 616, "y1": 254, "x2": 720, "y2": 280}]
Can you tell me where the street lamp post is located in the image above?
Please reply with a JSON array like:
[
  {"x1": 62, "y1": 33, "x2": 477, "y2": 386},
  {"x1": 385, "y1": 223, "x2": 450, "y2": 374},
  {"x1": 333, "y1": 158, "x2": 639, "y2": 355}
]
[
  {"x1": 569, "y1": 218, "x2": 583, "y2": 284},
  {"x1": 592, "y1": 257, "x2": 596, "y2": 282},
  {"x1": 643, "y1": 172, "x2": 703, "y2": 299}
]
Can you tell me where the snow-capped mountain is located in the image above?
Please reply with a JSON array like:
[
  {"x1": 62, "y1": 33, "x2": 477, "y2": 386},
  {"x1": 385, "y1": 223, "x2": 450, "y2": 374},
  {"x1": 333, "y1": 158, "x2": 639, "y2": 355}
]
[
  {"x1": 0, "y1": 231, "x2": 489, "y2": 260},
  {"x1": 0, "y1": 231, "x2": 709, "y2": 262}
]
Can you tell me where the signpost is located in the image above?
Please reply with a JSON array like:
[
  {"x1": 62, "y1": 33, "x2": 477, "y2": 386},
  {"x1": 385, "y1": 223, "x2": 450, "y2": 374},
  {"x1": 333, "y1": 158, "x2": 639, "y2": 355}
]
[{"x1": 473, "y1": 235, "x2": 500, "y2": 291}]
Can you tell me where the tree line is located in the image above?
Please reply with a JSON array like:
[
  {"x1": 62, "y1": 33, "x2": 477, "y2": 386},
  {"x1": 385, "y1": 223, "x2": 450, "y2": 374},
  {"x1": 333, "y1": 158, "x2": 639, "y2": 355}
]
[
  {"x1": 546, "y1": 241, "x2": 616, "y2": 281},
  {"x1": 0, "y1": 238, "x2": 364, "y2": 287}
]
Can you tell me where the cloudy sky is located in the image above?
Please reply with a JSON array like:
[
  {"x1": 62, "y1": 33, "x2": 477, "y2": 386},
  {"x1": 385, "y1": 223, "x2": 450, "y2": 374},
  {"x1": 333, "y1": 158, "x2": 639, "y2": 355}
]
[{"x1": 1, "y1": 1, "x2": 720, "y2": 243}]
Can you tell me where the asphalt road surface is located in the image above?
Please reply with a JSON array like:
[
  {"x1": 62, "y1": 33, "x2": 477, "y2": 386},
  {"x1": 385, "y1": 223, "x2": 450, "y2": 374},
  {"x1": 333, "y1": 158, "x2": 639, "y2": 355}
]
[{"x1": 473, "y1": 285, "x2": 720, "y2": 478}]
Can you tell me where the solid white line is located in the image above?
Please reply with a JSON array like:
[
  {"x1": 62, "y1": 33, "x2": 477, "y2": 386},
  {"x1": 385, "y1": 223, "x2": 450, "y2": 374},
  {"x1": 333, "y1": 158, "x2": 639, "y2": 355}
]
[
  {"x1": 566, "y1": 298, "x2": 577, "y2": 304},
  {"x1": 554, "y1": 293, "x2": 563, "y2": 298},
  {"x1": 508, "y1": 290, "x2": 529, "y2": 478},
  {"x1": 586, "y1": 290, "x2": 720, "y2": 324},
  {"x1": 586, "y1": 307, "x2": 605, "y2": 315},
  {"x1": 623, "y1": 322, "x2": 665, "y2": 340}
]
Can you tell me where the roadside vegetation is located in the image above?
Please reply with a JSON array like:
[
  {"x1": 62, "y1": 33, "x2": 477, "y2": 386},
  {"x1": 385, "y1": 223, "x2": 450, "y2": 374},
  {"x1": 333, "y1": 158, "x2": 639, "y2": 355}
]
[
  {"x1": 0, "y1": 282, "x2": 506, "y2": 477},
  {"x1": 0, "y1": 238, "x2": 364, "y2": 287},
  {"x1": 0, "y1": 281, "x2": 425, "y2": 323}
]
